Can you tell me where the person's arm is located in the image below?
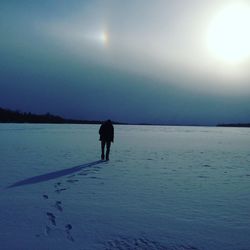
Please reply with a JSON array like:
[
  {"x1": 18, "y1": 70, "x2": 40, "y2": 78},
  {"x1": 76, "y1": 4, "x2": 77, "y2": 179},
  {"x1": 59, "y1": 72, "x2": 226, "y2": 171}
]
[
  {"x1": 99, "y1": 125, "x2": 103, "y2": 140},
  {"x1": 99, "y1": 125, "x2": 103, "y2": 135},
  {"x1": 111, "y1": 126, "x2": 114, "y2": 142}
]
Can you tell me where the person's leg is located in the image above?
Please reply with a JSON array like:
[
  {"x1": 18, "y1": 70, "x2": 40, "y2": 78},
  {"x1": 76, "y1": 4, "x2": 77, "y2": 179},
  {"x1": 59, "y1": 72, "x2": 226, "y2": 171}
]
[
  {"x1": 101, "y1": 140, "x2": 105, "y2": 160},
  {"x1": 106, "y1": 141, "x2": 111, "y2": 160}
]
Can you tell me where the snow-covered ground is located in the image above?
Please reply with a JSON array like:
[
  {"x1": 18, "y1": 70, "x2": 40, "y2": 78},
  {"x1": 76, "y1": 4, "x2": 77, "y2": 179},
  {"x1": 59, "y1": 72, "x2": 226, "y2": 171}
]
[{"x1": 0, "y1": 124, "x2": 250, "y2": 250}]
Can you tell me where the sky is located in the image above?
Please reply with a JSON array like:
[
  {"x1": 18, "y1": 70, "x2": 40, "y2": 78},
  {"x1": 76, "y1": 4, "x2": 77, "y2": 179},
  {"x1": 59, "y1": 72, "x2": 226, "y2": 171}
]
[{"x1": 1, "y1": 0, "x2": 250, "y2": 125}]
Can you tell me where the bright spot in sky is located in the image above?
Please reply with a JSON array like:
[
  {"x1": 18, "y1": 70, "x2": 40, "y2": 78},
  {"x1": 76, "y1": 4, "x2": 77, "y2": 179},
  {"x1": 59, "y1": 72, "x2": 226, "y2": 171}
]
[
  {"x1": 94, "y1": 31, "x2": 108, "y2": 46},
  {"x1": 99, "y1": 31, "x2": 108, "y2": 44},
  {"x1": 206, "y1": 2, "x2": 250, "y2": 63},
  {"x1": 83, "y1": 30, "x2": 108, "y2": 46}
]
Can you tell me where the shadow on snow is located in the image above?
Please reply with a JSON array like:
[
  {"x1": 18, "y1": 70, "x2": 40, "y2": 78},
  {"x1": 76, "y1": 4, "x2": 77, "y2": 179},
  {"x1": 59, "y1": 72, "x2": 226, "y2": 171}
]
[{"x1": 7, "y1": 160, "x2": 104, "y2": 188}]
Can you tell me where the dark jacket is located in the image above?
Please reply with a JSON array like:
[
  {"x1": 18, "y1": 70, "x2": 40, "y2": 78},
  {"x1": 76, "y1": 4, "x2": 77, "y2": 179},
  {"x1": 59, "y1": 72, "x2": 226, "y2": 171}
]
[{"x1": 99, "y1": 120, "x2": 114, "y2": 142}]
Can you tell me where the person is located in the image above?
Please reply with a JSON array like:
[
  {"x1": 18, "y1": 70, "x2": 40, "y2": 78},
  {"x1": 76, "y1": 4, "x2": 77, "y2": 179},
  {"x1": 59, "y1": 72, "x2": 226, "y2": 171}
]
[{"x1": 99, "y1": 120, "x2": 114, "y2": 161}]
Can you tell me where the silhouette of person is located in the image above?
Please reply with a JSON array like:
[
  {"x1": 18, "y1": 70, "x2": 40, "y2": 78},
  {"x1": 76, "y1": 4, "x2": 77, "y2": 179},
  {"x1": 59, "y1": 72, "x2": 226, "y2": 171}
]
[{"x1": 99, "y1": 120, "x2": 114, "y2": 161}]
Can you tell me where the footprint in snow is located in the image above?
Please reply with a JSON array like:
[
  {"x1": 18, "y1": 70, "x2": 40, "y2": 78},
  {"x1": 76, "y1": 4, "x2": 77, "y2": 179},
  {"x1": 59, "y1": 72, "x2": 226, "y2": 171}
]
[
  {"x1": 67, "y1": 179, "x2": 79, "y2": 183},
  {"x1": 54, "y1": 201, "x2": 63, "y2": 212},
  {"x1": 65, "y1": 224, "x2": 74, "y2": 242},
  {"x1": 43, "y1": 194, "x2": 49, "y2": 199},
  {"x1": 78, "y1": 173, "x2": 88, "y2": 175},
  {"x1": 55, "y1": 188, "x2": 67, "y2": 194},
  {"x1": 46, "y1": 212, "x2": 56, "y2": 226},
  {"x1": 54, "y1": 182, "x2": 62, "y2": 188}
]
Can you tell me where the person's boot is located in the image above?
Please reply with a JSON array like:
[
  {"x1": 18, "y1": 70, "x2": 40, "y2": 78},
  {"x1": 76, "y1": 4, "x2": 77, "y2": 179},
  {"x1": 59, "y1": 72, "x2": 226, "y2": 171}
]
[
  {"x1": 101, "y1": 154, "x2": 105, "y2": 160},
  {"x1": 106, "y1": 154, "x2": 109, "y2": 161}
]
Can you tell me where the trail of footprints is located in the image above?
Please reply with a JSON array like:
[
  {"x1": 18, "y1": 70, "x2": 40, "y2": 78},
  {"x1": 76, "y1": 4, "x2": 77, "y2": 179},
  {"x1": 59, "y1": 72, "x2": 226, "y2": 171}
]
[
  {"x1": 43, "y1": 190, "x2": 74, "y2": 242},
  {"x1": 40, "y1": 166, "x2": 102, "y2": 242},
  {"x1": 42, "y1": 174, "x2": 80, "y2": 242},
  {"x1": 40, "y1": 167, "x2": 102, "y2": 242}
]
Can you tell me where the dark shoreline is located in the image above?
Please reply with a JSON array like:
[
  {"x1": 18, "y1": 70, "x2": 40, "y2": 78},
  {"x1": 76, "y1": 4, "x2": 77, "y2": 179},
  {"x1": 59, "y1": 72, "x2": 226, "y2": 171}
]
[
  {"x1": 1, "y1": 107, "x2": 249, "y2": 127},
  {"x1": 217, "y1": 124, "x2": 250, "y2": 128},
  {"x1": 0, "y1": 107, "x2": 123, "y2": 125}
]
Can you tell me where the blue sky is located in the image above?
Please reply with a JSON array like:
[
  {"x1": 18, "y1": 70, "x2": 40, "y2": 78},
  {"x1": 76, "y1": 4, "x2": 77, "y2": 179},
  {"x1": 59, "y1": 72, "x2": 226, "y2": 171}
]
[{"x1": 1, "y1": 0, "x2": 250, "y2": 125}]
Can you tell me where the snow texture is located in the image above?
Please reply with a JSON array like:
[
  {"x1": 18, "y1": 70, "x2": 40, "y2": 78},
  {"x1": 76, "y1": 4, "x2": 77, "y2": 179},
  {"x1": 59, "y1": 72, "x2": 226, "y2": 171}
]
[{"x1": 0, "y1": 124, "x2": 250, "y2": 250}]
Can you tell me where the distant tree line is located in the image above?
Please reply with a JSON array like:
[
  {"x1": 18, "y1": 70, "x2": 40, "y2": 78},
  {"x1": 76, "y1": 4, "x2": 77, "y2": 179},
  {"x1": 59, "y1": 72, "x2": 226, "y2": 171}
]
[
  {"x1": 0, "y1": 107, "x2": 102, "y2": 124},
  {"x1": 217, "y1": 123, "x2": 250, "y2": 128}
]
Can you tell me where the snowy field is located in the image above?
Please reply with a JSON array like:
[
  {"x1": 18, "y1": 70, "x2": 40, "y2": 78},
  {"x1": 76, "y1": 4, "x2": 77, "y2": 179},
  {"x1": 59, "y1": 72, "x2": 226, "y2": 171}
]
[{"x1": 0, "y1": 124, "x2": 250, "y2": 250}]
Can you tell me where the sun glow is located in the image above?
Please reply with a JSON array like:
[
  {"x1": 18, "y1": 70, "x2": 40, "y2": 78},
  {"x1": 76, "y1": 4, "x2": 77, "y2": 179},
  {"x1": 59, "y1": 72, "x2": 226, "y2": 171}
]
[
  {"x1": 83, "y1": 30, "x2": 109, "y2": 46},
  {"x1": 98, "y1": 31, "x2": 108, "y2": 45},
  {"x1": 207, "y1": 2, "x2": 250, "y2": 63}
]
